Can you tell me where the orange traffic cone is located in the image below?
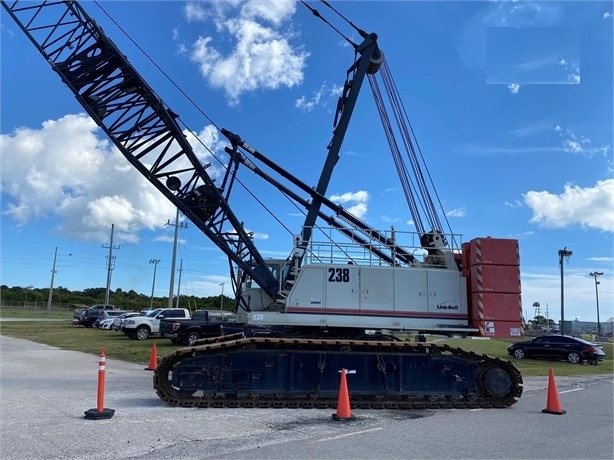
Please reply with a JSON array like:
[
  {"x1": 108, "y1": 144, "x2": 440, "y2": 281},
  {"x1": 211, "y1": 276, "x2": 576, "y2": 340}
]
[
  {"x1": 145, "y1": 342, "x2": 157, "y2": 371},
  {"x1": 542, "y1": 367, "x2": 566, "y2": 415},
  {"x1": 332, "y1": 368, "x2": 355, "y2": 421}
]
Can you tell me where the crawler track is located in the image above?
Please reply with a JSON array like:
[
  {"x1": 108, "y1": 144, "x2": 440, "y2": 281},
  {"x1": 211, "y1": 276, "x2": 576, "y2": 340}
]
[{"x1": 153, "y1": 335, "x2": 523, "y2": 409}]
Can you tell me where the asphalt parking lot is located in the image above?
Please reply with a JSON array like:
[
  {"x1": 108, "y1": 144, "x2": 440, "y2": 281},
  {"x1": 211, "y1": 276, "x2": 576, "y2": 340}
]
[{"x1": 1, "y1": 335, "x2": 612, "y2": 460}]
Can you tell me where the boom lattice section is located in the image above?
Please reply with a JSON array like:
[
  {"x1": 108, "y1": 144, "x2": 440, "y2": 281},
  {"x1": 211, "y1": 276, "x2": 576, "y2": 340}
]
[{"x1": 2, "y1": 0, "x2": 279, "y2": 297}]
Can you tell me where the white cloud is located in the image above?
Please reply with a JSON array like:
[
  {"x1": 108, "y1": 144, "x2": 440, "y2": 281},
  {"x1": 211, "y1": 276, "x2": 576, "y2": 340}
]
[
  {"x1": 568, "y1": 74, "x2": 580, "y2": 84},
  {"x1": 295, "y1": 88, "x2": 323, "y2": 111},
  {"x1": 507, "y1": 83, "x2": 520, "y2": 94},
  {"x1": 183, "y1": 2, "x2": 208, "y2": 23},
  {"x1": 498, "y1": 55, "x2": 580, "y2": 85},
  {"x1": 588, "y1": 256, "x2": 614, "y2": 262},
  {"x1": 240, "y1": 0, "x2": 296, "y2": 26},
  {"x1": 0, "y1": 113, "x2": 221, "y2": 243},
  {"x1": 505, "y1": 200, "x2": 524, "y2": 208},
  {"x1": 186, "y1": 0, "x2": 308, "y2": 105},
  {"x1": 184, "y1": 124, "x2": 226, "y2": 168},
  {"x1": 558, "y1": 57, "x2": 581, "y2": 84},
  {"x1": 460, "y1": 123, "x2": 610, "y2": 157},
  {"x1": 604, "y1": 12, "x2": 612, "y2": 19},
  {"x1": 524, "y1": 179, "x2": 614, "y2": 231},
  {"x1": 509, "y1": 122, "x2": 552, "y2": 137},
  {"x1": 514, "y1": 56, "x2": 557, "y2": 73},
  {"x1": 556, "y1": 125, "x2": 610, "y2": 156},
  {"x1": 563, "y1": 139, "x2": 582, "y2": 153},
  {"x1": 329, "y1": 191, "x2": 369, "y2": 203},
  {"x1": 295, "y1": 82, "x2": 342, "y2": 111},
  {"x1": 246, "y1": 230, "x2": 270, "y2": 240},
  {"x1": 459, "y1": 144, "x2": 563, "y2": 155},
  {"x1": 381, "y1": 215, "x2": 402, "y2": 224},
  {"x1": 329, "y1": 190, "x2": 369, "y2": 219},
  {"x1": 446, "y1": 207, "x2": 466, "y2": 218}
]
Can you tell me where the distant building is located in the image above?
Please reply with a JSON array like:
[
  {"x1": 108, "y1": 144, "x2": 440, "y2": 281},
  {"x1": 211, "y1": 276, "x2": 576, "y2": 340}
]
[{"x1": 559, "y1": 319, "x2": 614, "y2": 335}]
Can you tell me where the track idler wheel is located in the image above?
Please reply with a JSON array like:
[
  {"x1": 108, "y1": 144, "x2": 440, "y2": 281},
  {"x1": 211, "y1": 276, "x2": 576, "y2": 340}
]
[{"x1": 477, "y1": 366, "x2": 513, "y2": 399}]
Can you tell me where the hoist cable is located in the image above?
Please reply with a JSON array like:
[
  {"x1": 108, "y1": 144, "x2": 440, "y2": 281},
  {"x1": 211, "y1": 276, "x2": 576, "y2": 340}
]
[
  {"x1": 368, "y1": 59, "x2": 458, "y2": 248},
  {"x1": 379, "y1": 61, "x2": 457, "y2": 247},
  {"x1": 319, "y1": 1, "x2": 368, "y2": 38},
  {"x1": 300, "y1": 1, "x2": 356, "y2": 48},
  {"x1": 369, "y1": 74, "x2": 425, "y2": 234},
  {"x1": 379, "y1": 64, "x2": 439, "y2": 232},
  {"x1": 93, "y1": 1, "x2": 221, "y2": 133}
]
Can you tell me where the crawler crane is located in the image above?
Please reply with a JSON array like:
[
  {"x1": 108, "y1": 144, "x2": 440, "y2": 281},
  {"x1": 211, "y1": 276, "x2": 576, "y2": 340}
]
[{"x1": 3, "y1": 0, "x2": 523, "y2": 408}]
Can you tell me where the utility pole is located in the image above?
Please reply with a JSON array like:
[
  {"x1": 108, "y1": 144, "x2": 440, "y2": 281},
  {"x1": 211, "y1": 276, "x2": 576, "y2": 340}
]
[
  {"x1": 589, "y1": 272, "x2": 604, "y2": 335},
  {"x1": 166, "y1": 210, "x2": 187, "y2": 308},
  {"x1": 102, "y1": 224, "x2": 120, "y2": 305},
  {"x1": 149, "y1": 259, "x2": 160, "y2": 309},
  {"x1": 219, "y1": 283, "x2": 225, "y2": 312},
  {"x1": 532, "y1": 301, "x2": 540, "y2": 328},
  {"x1": 558, "y1": 247, "x2": 572, "y2": 335},
  {"x1": 175, "y1": 259, "x2": 183, "y2": 308},
  {"x1": 46, "y1": 247, "x2": 57, "y2": 314}
]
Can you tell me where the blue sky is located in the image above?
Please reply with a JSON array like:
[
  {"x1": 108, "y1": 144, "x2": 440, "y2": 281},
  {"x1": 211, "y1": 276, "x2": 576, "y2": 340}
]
[{"x1": 1, "y1": 1, "x2": 612, "y2": 324}]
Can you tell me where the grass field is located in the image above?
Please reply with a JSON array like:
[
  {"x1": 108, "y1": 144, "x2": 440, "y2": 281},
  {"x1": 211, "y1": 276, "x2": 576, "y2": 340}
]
[{"x1": 0, "y1": 309, "x2": 612, "y2": 377}]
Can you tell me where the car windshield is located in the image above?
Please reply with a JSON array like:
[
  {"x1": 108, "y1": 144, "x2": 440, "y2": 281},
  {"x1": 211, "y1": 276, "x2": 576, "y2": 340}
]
[{"x1": 146, "y1": 309, "x2": 162, "y2": 317}]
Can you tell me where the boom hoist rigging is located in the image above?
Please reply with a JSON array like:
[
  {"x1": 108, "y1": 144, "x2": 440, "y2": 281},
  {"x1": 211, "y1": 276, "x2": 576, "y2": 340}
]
[{"x1": 3, "y1": 0, "x2": 523, "y2": 409}]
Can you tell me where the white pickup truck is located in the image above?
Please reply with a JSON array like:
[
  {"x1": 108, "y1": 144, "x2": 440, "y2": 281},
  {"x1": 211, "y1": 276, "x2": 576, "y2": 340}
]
[{"x1": 121, "y1": 308, "x2": 190, "y2": 340}]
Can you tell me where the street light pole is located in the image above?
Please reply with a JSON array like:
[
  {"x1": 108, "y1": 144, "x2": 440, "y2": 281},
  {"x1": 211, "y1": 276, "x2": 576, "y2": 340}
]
[
  {"x1": 219, "y1": 283, "x2": 225, "y2": 312},
  {"x1": 558, "y1": 247, "x2": 572, "y2": 335},
  {"x1": 589, "y1": 272, "x2": 604, "y2": 335},
  {"x1": 149, "y1": 259, "x2": 160, "y2": 309}
]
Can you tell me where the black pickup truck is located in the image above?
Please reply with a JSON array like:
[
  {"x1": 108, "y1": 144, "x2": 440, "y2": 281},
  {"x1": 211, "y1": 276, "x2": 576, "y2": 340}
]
[{"x1": 159, "y1": 310, "x2": 238, "y2": 345}]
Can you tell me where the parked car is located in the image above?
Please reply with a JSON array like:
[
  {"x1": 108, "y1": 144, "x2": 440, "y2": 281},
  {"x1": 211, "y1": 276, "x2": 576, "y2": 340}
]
[
  {"x1": 111, "y1": 312, "x2": 141, "y2": 331},
  {"x1": 79, "y1": 304, "x2": 116, "y2": 328},
  {"x1": 94, "y1": 310, "x2": 128, "y2": 329},
  {"x1": 72, "y1": 308, "x2": 88, "y2": 325},
  {"x1": 77, "y1": 309, "x2": 88, "y2": 325},
  {"x1": 507, "y1": 335, "x2": 606, "y2": 364},
  {"x1": 98, "y1": 317, "x2": 116, "y2": 330}
]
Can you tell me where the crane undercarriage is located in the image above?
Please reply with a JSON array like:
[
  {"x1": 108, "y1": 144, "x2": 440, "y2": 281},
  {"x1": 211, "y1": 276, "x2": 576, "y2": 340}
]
[{"x1": 153, "y1": 335, "x2": 523, "y2": 409}]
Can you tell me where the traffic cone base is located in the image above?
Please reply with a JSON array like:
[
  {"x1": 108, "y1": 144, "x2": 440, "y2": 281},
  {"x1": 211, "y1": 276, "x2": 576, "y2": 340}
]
[
  {"x1": 542, "y1": 367, "x2": 566, "y2": 415},
  {"x1": 332, "y1": 412, "x2": 356, "y2": 421},
  {"x1": 145, "y1": 342, "x2": 157, "y2": 371},
  {"x1": 84, "y1": 408, "x2": 115, "y2": 420},
  {"x1": 332, "y1": 368, "x2": 355, "y2": 421}
]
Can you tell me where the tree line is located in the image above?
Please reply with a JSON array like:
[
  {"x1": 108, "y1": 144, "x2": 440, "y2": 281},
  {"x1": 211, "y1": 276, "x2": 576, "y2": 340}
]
[{"x1": 0, "y1": 285, "x2": 233, "y2": 312}]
